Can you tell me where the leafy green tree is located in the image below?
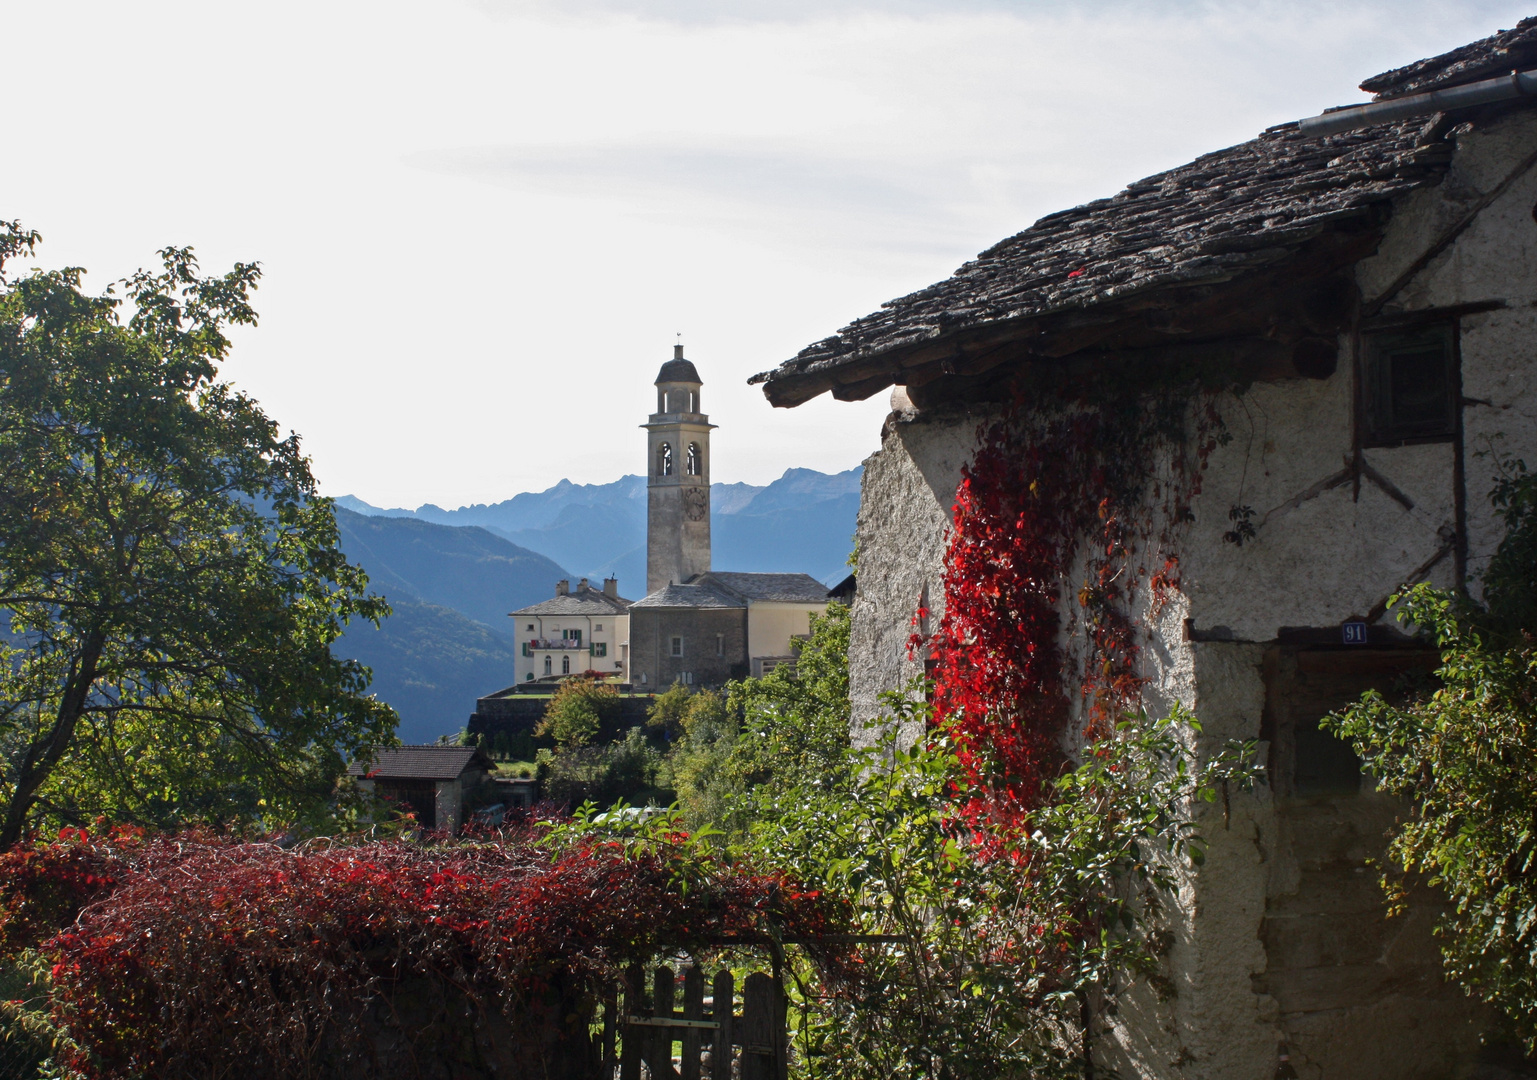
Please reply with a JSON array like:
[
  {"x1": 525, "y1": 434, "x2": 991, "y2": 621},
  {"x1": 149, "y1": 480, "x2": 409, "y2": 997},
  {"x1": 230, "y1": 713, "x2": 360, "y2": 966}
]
[
  {"x1": 645, "y1": 681, "x2": 693, "y2": 739},
  {"x1": 724, "y1": 603, "x2": 852, "y2": 802},
  {"x1": 656, "y1": 689, "x2": 739, "y2": 829},
  {"x1": 539, "y1": 726, "x2": 666, "y2": 808},
  {"x1": 1328, "y1": 460, "x2": 1537, "y2": 1048},
  {"x1": 537, "y1": 678, "x2": 619, "y2": 748},
  {"x1": 0, "y1": 224, "x2": 397, "y2": 846}
]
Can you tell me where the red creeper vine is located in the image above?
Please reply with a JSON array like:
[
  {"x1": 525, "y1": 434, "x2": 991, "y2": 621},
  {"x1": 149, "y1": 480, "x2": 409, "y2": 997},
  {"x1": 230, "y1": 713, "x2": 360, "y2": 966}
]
[{"x1": 925, "y1": 380, "x2": 1225, "y2": 837}]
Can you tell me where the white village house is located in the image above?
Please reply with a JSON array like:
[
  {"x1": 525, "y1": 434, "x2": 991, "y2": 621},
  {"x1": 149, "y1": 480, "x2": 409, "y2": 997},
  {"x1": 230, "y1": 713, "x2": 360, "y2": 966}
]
[
  {"x1": 510, "y1": 577, "x2": 631, "y2": 683},
  {"x1": 752, "y1": 21, "x2": 1537, "y2": 1080}
]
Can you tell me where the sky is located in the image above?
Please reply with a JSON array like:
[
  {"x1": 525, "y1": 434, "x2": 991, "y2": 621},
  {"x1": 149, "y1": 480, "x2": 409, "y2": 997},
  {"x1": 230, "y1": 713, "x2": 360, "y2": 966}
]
[{"x1": 4, "y1": 0, "x2": 1532, "y2": 508}]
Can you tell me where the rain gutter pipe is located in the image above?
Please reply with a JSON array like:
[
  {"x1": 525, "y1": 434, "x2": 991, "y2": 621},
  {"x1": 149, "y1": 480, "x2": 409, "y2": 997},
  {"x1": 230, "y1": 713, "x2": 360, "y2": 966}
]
[{"x1": 1299, "y1": 68, "x2": 1537, "y2": 138}]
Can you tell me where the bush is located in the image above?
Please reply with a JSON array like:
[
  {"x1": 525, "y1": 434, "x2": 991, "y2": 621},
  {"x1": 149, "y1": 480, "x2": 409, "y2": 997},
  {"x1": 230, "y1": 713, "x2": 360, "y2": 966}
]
[
  {"x1": 539, "y1": 728, "x2": 667, "y2": 809},
  {"x1": 748, "y1": 692, "x2": 1257, "y2": 1080},
  {"x1": 0, "y1": 826, "x2": 847, "y2": 1080},
  {"x1": 537, "y1": 679, "x2": 621, "y2": 748},
  {"x1": 1328, "y1": 459, "x2": 1537, "y2": 1050}
]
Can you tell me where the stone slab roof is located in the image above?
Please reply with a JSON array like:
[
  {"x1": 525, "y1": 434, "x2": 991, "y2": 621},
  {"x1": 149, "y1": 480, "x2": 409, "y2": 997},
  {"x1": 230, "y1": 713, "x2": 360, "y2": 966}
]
[
  {"x1": 629, "y1": 572, "x2": 832, "y2": 609},
  {"x1": 629, "y1": 581, "x2": 746, "y2": 610},
  {"x1": 1362, "y1": 17, "x2": 1537, "y2": 99},
  {"x1": 348, "y1": 745, "x2": 492, "y2": 780},
  {"x1": 751, "y1": 116, "x2": 1448, "y2": 406},
  {"x1": 702, "y1": 571, "x2": 832, "y2": 604},
  {"x1": 746, "y1": 23, "x2": 1537, "y2": 409},
  {"x1": 511, "y1": 590, "x2": 632, "y2": 617}
]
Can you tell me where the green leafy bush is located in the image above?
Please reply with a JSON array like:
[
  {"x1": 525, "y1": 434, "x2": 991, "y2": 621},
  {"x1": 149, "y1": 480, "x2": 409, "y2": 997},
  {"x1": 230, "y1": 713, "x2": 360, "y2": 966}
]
[
  {"x1": 537, "y1": 679, "x2": 621, "y2": 748},
  {"x1": 748, "y1": 691, "x2": 1256, "y2": 1080},
  {"x1": 1328, "y1": 461, "x2": 1537, "y2": 1049},
  {"x1": 539, "y1": 728, "x2": 667, "y2": 809}
]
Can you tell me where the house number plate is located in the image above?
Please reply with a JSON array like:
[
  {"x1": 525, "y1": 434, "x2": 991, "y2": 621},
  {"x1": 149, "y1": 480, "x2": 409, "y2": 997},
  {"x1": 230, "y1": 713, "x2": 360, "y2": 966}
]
[{"x1": 1341, "y1": 621, "x2": 1369, "y2": 645}]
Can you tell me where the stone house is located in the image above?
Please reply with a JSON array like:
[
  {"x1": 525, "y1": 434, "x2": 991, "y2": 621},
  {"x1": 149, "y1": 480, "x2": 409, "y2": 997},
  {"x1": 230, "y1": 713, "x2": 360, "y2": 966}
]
[
  {"x1": 629, "y1": 348, "x2": 831, "y2": 688},
  {"x1": 628, "y1": 570, "x2": 834, "y2": 687},
  {"x1": 348, "y1": 745, "x2": 495, "y2": 832},
  {"x1": 510, "y1": 577, "x2": 631, "y2": 683},
  {"x1": 751, "y1": 21, "x2": 1537, "y2": 1080}
]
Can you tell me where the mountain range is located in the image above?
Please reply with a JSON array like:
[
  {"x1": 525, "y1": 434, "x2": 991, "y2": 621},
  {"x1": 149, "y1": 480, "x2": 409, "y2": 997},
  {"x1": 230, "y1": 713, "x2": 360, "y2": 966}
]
[
  {"x1": 331, "y1": 467, "x2": 860, "y2": 742},
  {"x1": 336, "y1": 466, "x2": 861, "y2": 595}
]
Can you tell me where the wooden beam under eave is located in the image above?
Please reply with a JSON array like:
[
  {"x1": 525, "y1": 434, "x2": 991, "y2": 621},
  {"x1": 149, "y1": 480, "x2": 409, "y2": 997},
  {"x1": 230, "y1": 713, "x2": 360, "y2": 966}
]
[{"x1": 831, "y1": 372, "x2": 904, "y2": 401}]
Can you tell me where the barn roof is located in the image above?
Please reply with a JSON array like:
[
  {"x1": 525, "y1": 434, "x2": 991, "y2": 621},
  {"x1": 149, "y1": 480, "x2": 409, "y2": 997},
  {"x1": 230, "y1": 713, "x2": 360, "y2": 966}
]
[
  {"x1": 751, "y1": 24, "x2": 1528, "y2": 409},
  {"x1": 348, "y1": 745, "x2": 493, "y2": 781}
]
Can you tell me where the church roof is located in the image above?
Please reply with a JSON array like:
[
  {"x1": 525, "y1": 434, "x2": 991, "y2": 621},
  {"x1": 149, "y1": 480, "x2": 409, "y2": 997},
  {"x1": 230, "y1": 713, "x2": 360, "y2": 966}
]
[
  {"x1": 657, "y1": 358, "x2": 702, "y2": 385},
  {"x1": 629, "y1": 581, "x2": 745, "y2": 610},
  {"x1": 630, "y1": 572, "x2": 832, "y2": 609},
  {"x1": 702, "y1": 571, "x2": 833, "y2": 604},
  {"x1": 511, "y1": 589, "x2": 631, "y2": 617}
]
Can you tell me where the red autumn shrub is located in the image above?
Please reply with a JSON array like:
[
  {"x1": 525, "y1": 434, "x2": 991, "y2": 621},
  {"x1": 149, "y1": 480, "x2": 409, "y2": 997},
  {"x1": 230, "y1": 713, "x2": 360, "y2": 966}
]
[
  {"x1": 0, "y1": 826, "x2": 137, "y2": 954},
  {"x1": 1, "y1": 829, "x2": 846, "y2": 1080}
]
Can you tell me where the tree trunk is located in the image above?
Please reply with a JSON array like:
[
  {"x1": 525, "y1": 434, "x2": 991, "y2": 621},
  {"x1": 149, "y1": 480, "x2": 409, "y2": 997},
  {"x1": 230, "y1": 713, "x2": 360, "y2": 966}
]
[{"x1": 0, "y1": 630, "x2": 104, "y2": 849}]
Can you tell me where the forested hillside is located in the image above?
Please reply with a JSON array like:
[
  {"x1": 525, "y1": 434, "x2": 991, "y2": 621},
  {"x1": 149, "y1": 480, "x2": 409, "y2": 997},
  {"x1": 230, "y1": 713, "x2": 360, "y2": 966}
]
[{"x1": 331, "y1": 509, "x2": 570, "y2": 742}]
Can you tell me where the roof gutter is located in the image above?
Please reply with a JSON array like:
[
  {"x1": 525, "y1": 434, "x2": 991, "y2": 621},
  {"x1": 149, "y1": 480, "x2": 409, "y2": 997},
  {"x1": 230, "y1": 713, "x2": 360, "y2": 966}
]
[{"x1": 1299, "y1": 68, "x2": 1537, "y2": 138}]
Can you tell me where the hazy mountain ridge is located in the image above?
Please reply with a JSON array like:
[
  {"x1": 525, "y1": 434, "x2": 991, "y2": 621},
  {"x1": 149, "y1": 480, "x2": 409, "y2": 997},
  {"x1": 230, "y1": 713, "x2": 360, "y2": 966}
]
[
  {"x1": 338, "y1": 597, "x2": 522, "y2": 744},
  {"x1": 340, "y1": 466, "x2": 861, "y2": 586},
  {"x1": 334, "y1": 509, "x2": 571, "y2": 629}
]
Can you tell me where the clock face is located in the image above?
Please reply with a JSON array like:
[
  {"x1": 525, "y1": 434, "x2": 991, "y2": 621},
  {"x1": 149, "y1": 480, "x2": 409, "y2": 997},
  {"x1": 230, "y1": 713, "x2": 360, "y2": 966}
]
[{"x1": 683, "y1": 486, "x2": 709, "y2": 522}]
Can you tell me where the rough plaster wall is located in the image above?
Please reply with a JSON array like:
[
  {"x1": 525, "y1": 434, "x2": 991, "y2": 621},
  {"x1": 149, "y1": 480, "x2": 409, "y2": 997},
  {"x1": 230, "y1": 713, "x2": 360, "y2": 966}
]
[
  {"x1": 1181, "y1": 373, "x2": 1457, "y2": 637},
  {"x1": 1359, "y1": 108, "x2": 1537, "y2": 589},
  {"x1": 435, "y1": 780, "x2": 463, "y2": 833},
  {"x1": 848, "y1": 405, "x2": 990, "y2": 737}
]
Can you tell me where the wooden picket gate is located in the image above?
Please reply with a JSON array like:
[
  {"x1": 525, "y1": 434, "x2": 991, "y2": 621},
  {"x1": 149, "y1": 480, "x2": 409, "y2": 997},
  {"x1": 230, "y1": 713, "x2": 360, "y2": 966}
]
[{"x1": 597, "y1": 962, "x2": 786, "y2": 1080}]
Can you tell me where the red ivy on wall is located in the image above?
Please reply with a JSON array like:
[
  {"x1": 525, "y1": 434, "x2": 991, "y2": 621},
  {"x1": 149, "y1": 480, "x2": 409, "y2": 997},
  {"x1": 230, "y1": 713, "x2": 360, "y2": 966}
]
[{"x1": 924, "y1": 384, "x2": 1222, "y2": 835}]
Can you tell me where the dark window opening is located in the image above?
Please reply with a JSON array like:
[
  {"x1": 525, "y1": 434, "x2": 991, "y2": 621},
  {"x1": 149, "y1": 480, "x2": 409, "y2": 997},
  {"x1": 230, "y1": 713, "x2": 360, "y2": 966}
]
[
  {"x1": 1362, "y1": 324, "x2": 1457, "y2": 445},
  {"x1": 687, "y1": 442, "x2": 701, "y2": 476}
]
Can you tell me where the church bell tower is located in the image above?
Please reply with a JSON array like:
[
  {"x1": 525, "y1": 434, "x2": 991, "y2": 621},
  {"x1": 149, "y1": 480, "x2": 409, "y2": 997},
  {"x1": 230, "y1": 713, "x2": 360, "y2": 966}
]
[{"x1": 645, "y1": 345, "x2": 714, "y2": 594}]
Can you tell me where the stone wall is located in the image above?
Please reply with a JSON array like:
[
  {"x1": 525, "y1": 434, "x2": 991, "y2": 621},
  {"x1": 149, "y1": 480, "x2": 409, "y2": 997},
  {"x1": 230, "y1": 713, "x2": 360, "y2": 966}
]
[
  {"x1": 628, "y1": 606, "x2": 749, "y2": 690},
  {"x1": 846, "y1": 108, "x2": 1537, "y2": 1078}
]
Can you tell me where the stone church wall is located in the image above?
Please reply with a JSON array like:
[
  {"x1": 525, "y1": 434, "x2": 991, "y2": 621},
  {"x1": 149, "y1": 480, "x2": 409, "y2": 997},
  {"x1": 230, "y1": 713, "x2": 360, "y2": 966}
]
[{"x1": 628, "y1": 607, "x2": 748, "y2": 690}]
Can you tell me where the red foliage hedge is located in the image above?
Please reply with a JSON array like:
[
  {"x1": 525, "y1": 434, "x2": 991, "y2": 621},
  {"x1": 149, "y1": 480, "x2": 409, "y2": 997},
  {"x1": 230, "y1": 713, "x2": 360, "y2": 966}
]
[{"x1": 0, "y1": 827, "x2": 846, "y2": 1079}]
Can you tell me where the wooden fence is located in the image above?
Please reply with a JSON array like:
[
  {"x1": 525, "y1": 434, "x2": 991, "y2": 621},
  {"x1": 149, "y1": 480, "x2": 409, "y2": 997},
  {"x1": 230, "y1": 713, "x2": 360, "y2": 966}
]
[{"x1": 600, "y1": 962, "x2": 786, "y2": 1080}]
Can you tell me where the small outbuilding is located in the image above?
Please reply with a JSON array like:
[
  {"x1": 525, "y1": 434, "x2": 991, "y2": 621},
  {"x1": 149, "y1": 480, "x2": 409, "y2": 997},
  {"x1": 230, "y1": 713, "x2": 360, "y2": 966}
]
[
  {"x1": 348, "y1": 745, "x2": 495, "y2": 832},
  {"x1": 752, "y1": 19, "x2": 1537, "y2": 1080}
]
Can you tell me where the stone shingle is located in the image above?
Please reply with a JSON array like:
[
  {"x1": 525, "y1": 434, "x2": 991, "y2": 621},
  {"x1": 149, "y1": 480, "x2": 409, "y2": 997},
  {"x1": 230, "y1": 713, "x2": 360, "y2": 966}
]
[{"x1": 751, "y1": 115, "x2": 1449, "y2": 407}]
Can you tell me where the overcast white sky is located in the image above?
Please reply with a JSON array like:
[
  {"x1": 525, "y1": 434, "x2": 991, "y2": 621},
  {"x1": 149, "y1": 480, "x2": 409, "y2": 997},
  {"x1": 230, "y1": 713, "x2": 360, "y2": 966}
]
[{"x1": 5, "y1": 0, "x2": 1531, "y2": 507}]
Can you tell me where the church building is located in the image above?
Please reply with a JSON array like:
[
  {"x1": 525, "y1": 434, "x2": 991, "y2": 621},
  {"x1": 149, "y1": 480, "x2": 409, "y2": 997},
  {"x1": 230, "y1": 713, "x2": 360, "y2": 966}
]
[{"x1": 627, "y1": 346, "x2": 831, "y2": 689}]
